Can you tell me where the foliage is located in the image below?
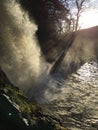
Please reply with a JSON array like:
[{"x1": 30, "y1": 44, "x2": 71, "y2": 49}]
[{"x1": 19, "y1": 0, "x2": 72, "y2": 63}]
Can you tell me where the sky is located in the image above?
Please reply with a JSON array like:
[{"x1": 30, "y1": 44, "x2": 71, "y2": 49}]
[{"x1": 79, "y1": 0, "x2": 98, "y2": 29}]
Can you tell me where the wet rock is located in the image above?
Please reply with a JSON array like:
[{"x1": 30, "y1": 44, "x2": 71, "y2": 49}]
[{"x1": 0, "y1": 69, "x2": 67, "y2": 130}]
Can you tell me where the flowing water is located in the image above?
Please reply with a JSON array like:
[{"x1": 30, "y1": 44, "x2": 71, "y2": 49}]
[
  {"x1": 40, "y1": 61, "x2": 98, "y2": 130},
  {"x1": 0, "y1": 0, "x2": 48, "y2": 94},
  {"x1": 1, "y1": 1, "x2": 98, "y2": 130}
]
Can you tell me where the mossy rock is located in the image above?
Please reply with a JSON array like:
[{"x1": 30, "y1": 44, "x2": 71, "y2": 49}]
[
  {"x1": 54, "y1": 124, "x2": 67, "y2": 130},
  {"x1": 0, "y1": 69, "x2": 68, "y2": 130}
]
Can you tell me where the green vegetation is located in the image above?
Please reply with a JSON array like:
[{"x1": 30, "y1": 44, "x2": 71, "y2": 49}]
[{"x1": 0, "y1": 69, "x2": 67, "y2": 130}]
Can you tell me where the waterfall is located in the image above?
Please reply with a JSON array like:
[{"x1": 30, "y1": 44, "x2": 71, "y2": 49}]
[{"x1": 0, "y1": 0, "x2": 48, "y2": 95}]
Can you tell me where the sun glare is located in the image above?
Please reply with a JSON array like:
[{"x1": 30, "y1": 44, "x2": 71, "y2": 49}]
[{"x1": 79, "y1": 10, "x2": 98, "y2": 29}]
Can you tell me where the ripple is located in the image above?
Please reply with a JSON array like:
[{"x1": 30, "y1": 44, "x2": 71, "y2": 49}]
[{"x1": 41, "y1": 62, "x2": 98, "y2": 130}]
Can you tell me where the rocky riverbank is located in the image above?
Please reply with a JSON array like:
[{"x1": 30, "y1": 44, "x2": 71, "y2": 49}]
[{"x1": 0, "y1": 68, "x2": 67, "y2": 130}]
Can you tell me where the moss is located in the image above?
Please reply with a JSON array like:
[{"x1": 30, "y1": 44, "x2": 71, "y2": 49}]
[
  {"x1": 4, "y1": 85, "x2": 41, "y2": 116},
  {"x1": 54, "y1": 124, "x2": 67, "y2": 130},
  {"x1": 0, "y1": 70, "x2": 68, "y2": 130}
]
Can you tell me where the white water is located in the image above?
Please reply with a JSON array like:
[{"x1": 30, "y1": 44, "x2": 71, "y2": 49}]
[
  {"x1": 1, "y1": 1, "x2": 98, "y2": 130},
  {"x1": 0, "y1": 0, "x2": 48, "y2": 94},
  {"x1": 40, "y1": 62, "x2": 98, "y2": 130}
]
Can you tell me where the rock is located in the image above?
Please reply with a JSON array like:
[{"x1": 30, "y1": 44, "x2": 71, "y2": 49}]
[{"x1": 0, "y1": 69, "x2": 68, "y2": 130}]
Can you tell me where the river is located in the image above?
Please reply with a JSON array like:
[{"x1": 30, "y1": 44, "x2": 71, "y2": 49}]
[
  {"x1": 1, "y1": 1, "x2": 98, "y2": 129},
  {"x1": 40, "y1": 61, "x2": 98, "y2": 130}
]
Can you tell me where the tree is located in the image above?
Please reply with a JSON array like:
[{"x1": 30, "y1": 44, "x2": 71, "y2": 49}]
[
  {"x1": 75, "y1": 0, "x2": 87, "y2": 31},
  {"x1": 65, "y1": 0, "x2": 91, "y2": 31},
  {"x1": 19, "y1": 0, "x2": 69, "y2": 32},
  {"x1": 19, "y1": 0, "x2": 70, "y2": 62}
]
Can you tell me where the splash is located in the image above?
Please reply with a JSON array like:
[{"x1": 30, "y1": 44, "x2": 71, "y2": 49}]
[{"x1": 0, "y1": 0, "x2": 48, "y2": 94}]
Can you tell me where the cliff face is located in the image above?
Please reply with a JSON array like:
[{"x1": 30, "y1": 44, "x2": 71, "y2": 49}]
[{"x1": 0, "y1": 68, "x2": 67, "y2": 130}]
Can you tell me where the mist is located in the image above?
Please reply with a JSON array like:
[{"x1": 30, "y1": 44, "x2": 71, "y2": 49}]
[
  {"x1": 0, "y1": 0, "x2": 48, "y2": 95},
  {"x1": 1, "y1": 0, "x2": 98, "y2": 102}
]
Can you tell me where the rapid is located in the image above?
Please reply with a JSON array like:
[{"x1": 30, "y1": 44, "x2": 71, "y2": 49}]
[{"x1": 0, "y1": 0, "x2": 98, "y2": 130}]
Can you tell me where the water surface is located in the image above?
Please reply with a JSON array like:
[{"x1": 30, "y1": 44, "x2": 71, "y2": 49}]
[{"x1": 41, "y1": 62, "x2": 98, "y2": 130}]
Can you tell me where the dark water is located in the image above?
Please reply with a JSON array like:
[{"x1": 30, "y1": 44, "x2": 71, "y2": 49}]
[{"x1": 40, "y1": 61, "x2": 98, "y2": 130}]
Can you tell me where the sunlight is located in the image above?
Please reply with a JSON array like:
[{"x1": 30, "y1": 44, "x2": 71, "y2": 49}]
[{"x1": 79, "y1": 10, "x2": 98, "y2": 29}]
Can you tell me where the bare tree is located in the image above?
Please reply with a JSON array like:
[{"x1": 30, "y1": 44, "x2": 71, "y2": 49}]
[
  {"x1": 65, "y1": 0, "x2": 91, "y2": 31},
  {"x1": 75, "y1": 0, "x2": 86, "y2": 31}
]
